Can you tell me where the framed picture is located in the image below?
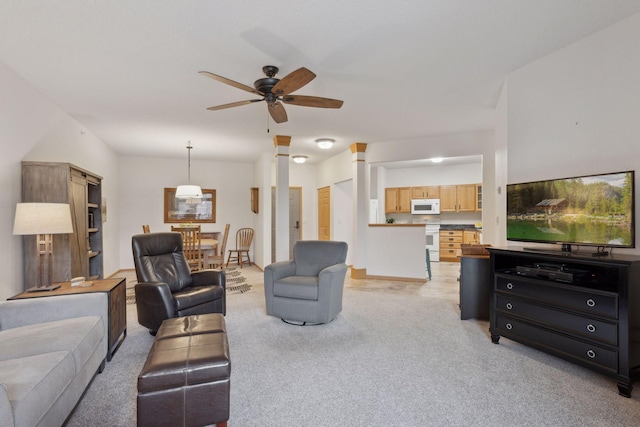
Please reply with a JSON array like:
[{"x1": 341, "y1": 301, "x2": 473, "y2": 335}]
[
  {"x1": 251, "y1": 187, "x2": 259, "y2": 214},
  {"x1": 164, "y1": 188, "x2": 216, "y2": 223}
]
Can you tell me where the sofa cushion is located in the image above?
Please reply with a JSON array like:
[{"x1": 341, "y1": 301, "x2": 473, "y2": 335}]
[
  {"x1": 0, "y1": 351, "x2": 75, "y2": 427},
  {"x1": 0, "y1": 316, "x2": 103, "y2": 374},
  {"x1": 273, "y1": 276, "x2": 319, "y2": 300},
  {"x1": 173, "y1": 285, "x2": 225, "y2": 312}
]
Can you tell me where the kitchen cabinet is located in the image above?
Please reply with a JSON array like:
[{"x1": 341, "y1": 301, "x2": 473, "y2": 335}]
[
  {"x1": 385, "y1": 187, "x2": 411, "y2": 213},
  {"x1": 411, "y1": 186, "x2": 440, "y2": 199},
  {"x1": 440, "y1": 229, "x2": 463, "y2": 262},
  {"x1": 463, "y1": 230, "x2": 480, "y2": 244},
  {"x1": 476, "y1": 184, "x2": 482, "y2": 211},
  {"x1": 21, "y1": 162, "x2": 104, "y2": 286},
  {"x1": 440, "y1": 184, "x2": 478, "y2": 212}
]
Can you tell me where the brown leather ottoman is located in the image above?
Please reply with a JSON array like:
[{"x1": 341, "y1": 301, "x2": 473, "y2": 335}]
[{"x1": 137, "y1": 314, "x2": 230, "y2": 427}]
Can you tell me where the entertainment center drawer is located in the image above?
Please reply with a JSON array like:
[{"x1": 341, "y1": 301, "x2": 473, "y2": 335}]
[
  {"x1": 495, "y1": 275, "x2": 617, "y2": 319},
  {"x1": 495, "y1": 296, "x2": 618, "y2": 346},
  {"x1": 495, "y1": 315, "x2": 618, "y2": 372}
]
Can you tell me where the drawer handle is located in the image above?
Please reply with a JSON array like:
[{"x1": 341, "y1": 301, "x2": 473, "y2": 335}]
[
  {"x1": 506, "y1": 302, "x2": 513, "y2": 310},
  {"x1": 586, "y1": 298, "x2": 596, "y2": 307},
  {"x1": 506, "y1": 323, "x2": 513, "y2": 330},
  {"x1": 586, "y1": 324, "x2": 596, "y2": 333},
  {"x1": 586, "y1": 349, "x2": 596, "y2": 359},
  {"x1": 506, "y1": 282, "x2": 514, "y2": 290}
]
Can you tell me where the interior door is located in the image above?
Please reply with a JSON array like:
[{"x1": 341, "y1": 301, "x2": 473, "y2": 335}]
[
  {"x1": 70, "y1": 174, "x2": 88, "y2": 278},
  {"x1": 317, "y1": 186, "x2": 330, "y2": 240}
]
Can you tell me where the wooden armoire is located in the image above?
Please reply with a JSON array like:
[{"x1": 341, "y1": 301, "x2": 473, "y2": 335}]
[{"x1": 21, "y1": 162, "x2": 103, "y2": 288}]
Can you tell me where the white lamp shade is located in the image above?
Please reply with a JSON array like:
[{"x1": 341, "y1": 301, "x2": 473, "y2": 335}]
[
  {"x1": 13, "y1": 203, "x2": 74, "y2": 235},
  {"x1": 315, "y1": 138, "x2": 334, "y2": 149},
  {"x1": 292, "y1": 155, "x2": 308, "y2": 164},
  {"x1": 175, "y1": 185, "x2": 203, "y2": 199}
]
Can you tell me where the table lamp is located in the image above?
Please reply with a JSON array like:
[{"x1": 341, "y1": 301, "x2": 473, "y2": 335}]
[{"x1": 13, "y1": 203, "x2": 74, "y2": 291}]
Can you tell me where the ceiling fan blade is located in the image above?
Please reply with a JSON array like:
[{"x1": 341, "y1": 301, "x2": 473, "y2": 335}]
[
  {"x1": 282, "y1": 95, "x2": 344, "y2": 109},
  {"x1": 271, "y1": 67, "x2": 316, "y2": 96},
  {"x1": 268, "y1": 102, "x2": 288, "y2": 123},
  {"x1": 206, "y1": 99, "x2": 262, "y2": 111},
  {"x1": 199, "y1": 71, "x2": 262, "y2": 95}
]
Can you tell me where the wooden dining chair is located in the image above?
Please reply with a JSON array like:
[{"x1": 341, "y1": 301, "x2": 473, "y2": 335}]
[
  {"x1": 171, "y1": 225, "x2": 202, "y2": 271},
  {"x1": 142, "y1": 225, "x2": 150, "y2": 234},
  {"x1": 206, "y1": 224, "x2": 230, "y2": 270},
  {"x1": 226, "y1": 227, "x2": 254, "y2": 268}
]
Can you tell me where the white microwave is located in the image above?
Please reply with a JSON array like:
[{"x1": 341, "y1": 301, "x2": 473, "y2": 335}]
[{"x1": 411, "y1": 198, "x2": 440, "y2": 215}]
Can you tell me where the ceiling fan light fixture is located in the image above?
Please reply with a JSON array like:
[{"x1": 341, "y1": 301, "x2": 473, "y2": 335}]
[
  {"x1": 292, "y1": 155, "x2": 308, "y2": 164},
  {"x1": 176, "y1": 141, "x2": 202, "y2": 199},
  {"x1": 315, "y1": 138, "x2": 335, "y2": 150}
]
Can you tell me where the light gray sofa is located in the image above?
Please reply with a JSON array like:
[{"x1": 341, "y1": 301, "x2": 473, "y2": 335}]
[
  {"x1": 0, "y1": 293, "x2": 109, "y2": 427},
  {"x1": 264, "y1": 240, "x2": 348, "y2": 325}
]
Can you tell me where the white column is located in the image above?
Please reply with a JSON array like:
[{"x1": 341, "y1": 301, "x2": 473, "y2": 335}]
[
  {"x1": 351, "y1": 142, "x2": 368, "y2": 279},
  {"x1": 273, "y1": 135, "x2": 291, "y2": 261}
]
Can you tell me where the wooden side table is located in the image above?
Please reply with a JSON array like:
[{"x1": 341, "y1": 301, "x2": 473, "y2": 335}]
[{"x1": 9, "y1": 277, "x2": 127, "y2": 361}]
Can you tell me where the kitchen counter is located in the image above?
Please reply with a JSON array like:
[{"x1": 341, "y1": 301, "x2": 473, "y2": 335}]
[
  {"x1": 369, "y1": 223, "x2": 425, "y2": 227},
  {"x1": 440, "y1": 224, "x2": 481, "y2": 231}
]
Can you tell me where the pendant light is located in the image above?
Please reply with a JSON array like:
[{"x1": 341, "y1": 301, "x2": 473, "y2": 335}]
[{"x1": 175, "y1": 141, "x2": 203, "y2": 199}]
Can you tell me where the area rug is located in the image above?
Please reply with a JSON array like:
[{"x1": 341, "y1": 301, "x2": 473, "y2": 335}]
[{"x1": 125, "y1": 267, "x2": 252, "y2": 304}]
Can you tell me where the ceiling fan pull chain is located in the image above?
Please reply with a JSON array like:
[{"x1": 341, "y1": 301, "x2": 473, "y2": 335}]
[{"x1": 267, "y1": 110, "x2": 270, "y2": 133}]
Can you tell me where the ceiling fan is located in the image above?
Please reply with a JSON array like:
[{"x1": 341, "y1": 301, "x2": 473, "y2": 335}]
[{"x1": 199, "y1": 65, "x2": 343, "y2": 123}]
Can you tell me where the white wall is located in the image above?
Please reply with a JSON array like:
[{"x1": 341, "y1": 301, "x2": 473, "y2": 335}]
[
  {"x1": 333, "y1": 179, "x2": 354, "y2": 265},
  {"x1": 252, "y1": 153, "x2": 272, "y2": 269},
  {"x1": 0, "y1": 61, "x2": 120, "y2": 300},
  {"x1": 506, "y1": 13, "x2": 640, "y2": 254},
  {"x1": 382, "y1": 162, "x2": 482, "y2": 187},
  {"x1": 117, "y1": 155, "x2": 255, "y2": 268}
]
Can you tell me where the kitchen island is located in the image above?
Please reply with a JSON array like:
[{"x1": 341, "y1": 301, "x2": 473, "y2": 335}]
[{"x1": 367, "y1": 224, "x2": 427, "y2": 281}]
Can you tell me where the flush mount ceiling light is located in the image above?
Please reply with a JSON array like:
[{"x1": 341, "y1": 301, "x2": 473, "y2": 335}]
[
  {"x1": 292, "y1": 155, "x2": 308, "y2": 164},
  {"x1": 175, "y1": 141, "x2": 203, "y2": 199},
  {"x1": 315, "y1": 138, "x2": 335, "y2": 150},
  {"x1": 430, "y1": 157, "x2": 444, "y2": 163}
]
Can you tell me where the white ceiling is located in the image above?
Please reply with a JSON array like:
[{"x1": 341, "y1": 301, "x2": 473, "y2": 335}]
[{"x1": 1, "y1": 1, "x2": 639, "y2": 164}]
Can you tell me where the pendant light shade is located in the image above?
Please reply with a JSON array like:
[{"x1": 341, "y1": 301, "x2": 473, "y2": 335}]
[
  {"x1": 175, "y1": 184, "x2": 203, "y2": 199},
  {"x1": 176, "y1": 141, "x2": 202, "y2": 199}
]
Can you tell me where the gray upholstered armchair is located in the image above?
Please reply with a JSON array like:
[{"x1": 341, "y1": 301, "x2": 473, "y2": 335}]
[
  {"x1": 132, "y1": 232, "x2": 226, "y2": 335},
  {"x1": 264, "y1": 240, "x2": 348, "y2": 325}
]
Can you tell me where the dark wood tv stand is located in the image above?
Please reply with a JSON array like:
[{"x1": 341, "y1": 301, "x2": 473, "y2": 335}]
[{"x1": 488, "y1": 247, "x2": 640, "y2": 397}]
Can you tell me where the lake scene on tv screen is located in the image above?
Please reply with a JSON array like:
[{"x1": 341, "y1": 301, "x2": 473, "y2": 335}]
[{"x1": 507, "y1": 171, "x2": 634, "y2": 247}]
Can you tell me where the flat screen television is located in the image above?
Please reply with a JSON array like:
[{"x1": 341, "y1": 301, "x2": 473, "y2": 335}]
[{"x1": 506, "y1": 171, "x2": 635, "y2": 254}]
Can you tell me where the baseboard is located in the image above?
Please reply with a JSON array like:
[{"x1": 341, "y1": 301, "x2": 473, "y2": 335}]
[
  {"x1": 108, "y1": 269, "x2": 135, "y2": 278},
  {"x1": 365, "y1": 274, "x2": 427, "y2": 283}
]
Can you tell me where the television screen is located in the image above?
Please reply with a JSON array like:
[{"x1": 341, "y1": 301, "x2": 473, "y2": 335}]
[{"x1": 506, "y1": 171, "x2": 635, "y2": 249}]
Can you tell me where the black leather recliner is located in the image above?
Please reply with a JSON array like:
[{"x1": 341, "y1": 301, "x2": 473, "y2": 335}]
[{"x1": 132, "y1": 232, "x2": 226, "y2": 334}]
